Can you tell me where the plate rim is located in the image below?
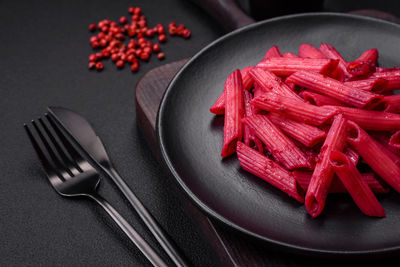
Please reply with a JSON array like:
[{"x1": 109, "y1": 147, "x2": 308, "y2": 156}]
[{"x1": 156, "y1": 12, "x2": 400, "y2": 257}]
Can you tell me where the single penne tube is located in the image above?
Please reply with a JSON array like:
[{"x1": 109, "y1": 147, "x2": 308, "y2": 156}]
[
  {"x1": 221, "y1": 70, "x2": 244, "y2": 157},
  {"x1": 250, "y1": 68, "x2": 304, "y2": 101},
  {"x1": 256, "y1": 57, "x2": 339, "y2": 77},
  {"x1": 267, "y1": 112, "x2": 326, "y2": 147},
  {"x1": 369, "y1": 70, "x2": 400, "y2": 90},
  {"x1": 242, "y1": 115, "x2": 311, "y2": 170},
  {"x1": 344, "y1": 78, "x2": 388, "y2": 93},
  {"x1": 319, "y1": 43, "x2": 351, "y2": 80},
  {"x1": 264, "y1": 45, "x2": 281, "y2": 59},
  {"x1": 346, "y1": 121, "x2": 400, "y2": 193},
  {"x1": 286, "y1": 70, "x2": 383, "y2": 108},
  {"x1": 346, "y1": 48, "x2": 378, "y2": 77},
  {"x1": 383, "y1": 94, "x2": 400, "y2": 113},
  {"x1": 236, "y1": 141, "x2": 304, "y2": 203},
  {"x1": 241, "y1": 66, "x2": 254, "y2": 90},
  {"x1": 209, "y1": 67, "x2": 255, "y2": 115},
  {"x1": 298, "y1": 43, "x2": 326, "y2": 59},
  {"x1": 210, "y1": 91, "x2": 225, "y2": 115},
  {"x1": 301, "y1": 90, "x2": 347, "y2": 106},
  {"x1": 330, "y1": 105, "x2": 400, "y2": 131},
  {"x1": 293, "y1": 170, "x2": 389, "y2": 194},
  {"x1": 330, "y1": 151, "x2": 386, "y2": 217},
  {"x1": 305, "y1": 114, "x2": 347, "y2": 218},
  {"x1": 251, "y1": 92, "x2": 337, "y2": 125},
  {"x1": 243, "y1": 90, "x2": 263, "y2": 153}
]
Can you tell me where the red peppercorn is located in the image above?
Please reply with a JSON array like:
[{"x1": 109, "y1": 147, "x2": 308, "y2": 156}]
[
  {"x1": 134, "y1": 7, "x2": 141, "y2": 15},
  {"x1": 88, "y1": 61, "x2": 96, "y2": 69},
  {"x1": 140, "y1": 52, "x2": 150, "y2": 61},
  {"x1": 101, "y1": 49, "x2": 110, "y2": 58},
  {"x1": 158, "y1": 34, "x2": 167, "y2": 43},
  {"x1": 99, "y1": 39, "x2": 107, "y2": 47},
  {"x1": 95, "y1": 62, "x2": 104, "y2": 71},
  {"x1": 135, "y1": 49, "x2": 142, "y2": 57},
  {"x1": 89, "y1": 24, "x2": 96, "y2": 32},
  {"x1": 116, "y1": 60, "x2": 124, "y2": 68},
  {"x1": 111, "y1": 47, "x2": 119, "y2": 54},
  {"x1": 138, "y1": 20, "x2": 146, "y2": 28},
  {"x1": 140, "y1": 42, "x2": 147, "y2": 49},
  {"x1": 115, "y1": 33, "x2": 125, "y2": 40},
  {"x1": 120, "y1": 53, "x2": 127, "y2": 61},
  {"x1": 130, "y1": 53, "x2": 137, "y2": 62},
  {"x1": 136, "y1": 32, "x2": 143, "y2": 38},
  {"x1": 90, "y1": 36, "x2": 98, "y2": 43},
  {"x1": 157, "y1": 26, "x2": 165, "y2": 34},
  {"x1": 111, "y1": 53, "x2": 119, "y2": 61},
  {"x1": 132, "y1": 14, "x2": 139, "y2": 21},
  {"x1": 101, "y1": 26, "x2": 109, "y2": 33},
  {"x1": 128, "y1": 6, "x2": 135, "y2": 13},
  {"x1": 143, "y1": 46, "x2": 152, "y2": 54},
  {"x1": 169, "y1": 27, "x2": 177, "y2": 35},
  {"x1": 98, "y1": 32, "x2": 106, "y2": 39},
  {"x1": 168, "y1": 22, "x2": 176, "y2": 28},
  {"x1": 89, "y1": 54, "x2": 97, "y2": 62},
  {"x1": 145, "y1": 29, "x2": 155, "y2": 37},
  {"x1": 91, "y1": 41, "x2": 100, "y2": 48},
  {"x1": 153, "y1": 43, "x2": 161, "y2": 52},
  {"x1": 182, "y1": 29, "x2": 191, "y2": 39},
  {"x1": 138, "y1": 38, "x2": 146, "y2": 45},
  {"x1": 157, "y1": 52, "x2": 165, "y2": 60},
  {"x1": 131, "y1": 62, "x2": 139, "y2": 72},
  {"x1": 119, "y1": 16, "x2": 128, "y2": 24}
]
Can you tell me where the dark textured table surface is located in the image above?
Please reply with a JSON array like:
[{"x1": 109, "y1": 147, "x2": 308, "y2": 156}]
[{"x1": 0, "y1": 0, "x2": 223, "y2": 266}]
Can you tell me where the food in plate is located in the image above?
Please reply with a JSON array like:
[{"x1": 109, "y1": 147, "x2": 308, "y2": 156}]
[{"x1": 210, "y1": 43, "x2": 400, "y2": 218}]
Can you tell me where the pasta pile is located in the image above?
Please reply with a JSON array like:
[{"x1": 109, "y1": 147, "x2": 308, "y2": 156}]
[{"x1": 210, "y1": 43, "x2": 400, "y2": 218}]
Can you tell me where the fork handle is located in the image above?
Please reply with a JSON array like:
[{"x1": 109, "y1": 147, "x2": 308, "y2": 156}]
[
  {"x1": 88, "y1": 193, "x2": 168, "y2": 267},
  {"x1": 106, "y1": 167, "x2": 189, "y2": 267}
]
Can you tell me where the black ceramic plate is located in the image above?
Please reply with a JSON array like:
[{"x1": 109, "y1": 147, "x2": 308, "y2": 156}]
[{"x1": 157, "y1": 13, "x2": 400, "y2": 257}]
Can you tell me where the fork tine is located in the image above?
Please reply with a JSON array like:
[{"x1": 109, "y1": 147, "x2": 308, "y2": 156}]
[
  {"x1": 32, "y1": 120, "x2": 73, "y2": 179},
  {"x1": 39, "y1": 117, "x2": 81, "y2": 176},
  {"x1": 46, "y1": 114, "x2": 90, "y2": 171},
  {"x1": 24, "y1": 123, "x2": 64, "y2": 187}
]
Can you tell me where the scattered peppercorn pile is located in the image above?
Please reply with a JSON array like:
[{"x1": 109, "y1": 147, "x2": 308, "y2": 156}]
[{"x1": 88, "y1": 6, "x2": 191, "y2": 72}]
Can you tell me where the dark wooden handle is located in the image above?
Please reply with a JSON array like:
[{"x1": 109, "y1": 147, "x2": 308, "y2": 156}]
[{"x1": 188, "y1": 0, "x2": 255, "y2": 31}]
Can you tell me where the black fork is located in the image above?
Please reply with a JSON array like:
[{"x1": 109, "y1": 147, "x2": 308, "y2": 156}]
[{"x1": 24, "y1": 114, "x2": 168, "y2": 267}]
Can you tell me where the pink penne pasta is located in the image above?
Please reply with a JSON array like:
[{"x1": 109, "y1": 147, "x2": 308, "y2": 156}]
[
  {"x1": 209, "y1": 67, "x2": 255, "y2": 115},
  {"x1": 330, "y1": 151, "x2": 385, "y2": 217},
  {"x1": 293, "y1": 170, "x2": 388, "y2": 194},
  {"x1": 236, "y1": 141, "x2": 304, "y2": 203},
  {"x1": 251, "y1": 92, "x2": 337, "y2": 125},
  {"x1": 210, "y1": 91, "x2": 225, "y2": 115},
  {"x1": 243, "y1": 90, "x2": 263, "y2": 153},
  {"x1": 344, "y1": 78, "x2": 388, "y2": 93},
  {"x1": 267, "y1": 112, "x2": 326, "y2": 147},
  {"x1": 286, "y1": 71, "x2": 383, "y2": 109},
  {"x1": 331, "y1": 105, "x2": 400, "y2": 131},
  {"x1": 319, "y1": 43, "x2": 351, "y2": 80},
  {"x1": 344, "y1": 146, "x2": 359, "y2": 165},
  {"x1": 305, "y1": 114, "x2": 347, "y2": 218},
  {"x1": 264, "y1": 45, "x2": 281, "y2": 59},
  {"x1": 346, "y1": 121, "x2": 400, "y2": 193},
  {"x1": 257, "y1": 57, "x2": 339, "y2": 77},
  {"x1": 221, "y1": 70, "x2": 244, "y2": 157},
  {"x1": 241, "y1": 66, "x2": 255, "y2": 90},
  {"x1": 300, "y1": 90, "x2": 347, "y2": 106},
  {"x1": 384, "y1": 94, "x2": 400, "y2": 113},
  {"x1": 346, "y1": 48, "x2": 378, "y2": 77},
  {"x1": 298, "y1": 43, "x2": 326, "y2": 59},
  {"x1": 249, "y1": 68, "x2": 304, "y2": 101},
  {"x1": 242, "y1": 115, "x2": 311, "y2": 170},
  {"x1": 282, "y1": 52, "x2": 298, "y2": 58},
  {"x1": 389, "y1": 130, "x2": 400, "y2": 149},
  {"x1": 369, "y1": 70, "x2": 400, "y2": 91}
]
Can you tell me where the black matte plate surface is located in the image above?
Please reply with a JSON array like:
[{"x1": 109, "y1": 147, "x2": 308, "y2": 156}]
[{"x1": 157, "y1": 13, "x2": 400, "y2": 257}]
